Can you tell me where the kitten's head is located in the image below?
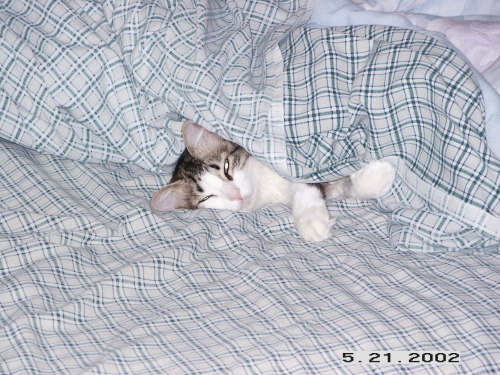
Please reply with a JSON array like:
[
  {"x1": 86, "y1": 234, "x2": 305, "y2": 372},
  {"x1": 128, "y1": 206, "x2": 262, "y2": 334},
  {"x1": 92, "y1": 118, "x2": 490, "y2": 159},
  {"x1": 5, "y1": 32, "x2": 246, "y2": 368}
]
[{"x1": 151, "y1": 121, "x2": 253, "y2": 212}]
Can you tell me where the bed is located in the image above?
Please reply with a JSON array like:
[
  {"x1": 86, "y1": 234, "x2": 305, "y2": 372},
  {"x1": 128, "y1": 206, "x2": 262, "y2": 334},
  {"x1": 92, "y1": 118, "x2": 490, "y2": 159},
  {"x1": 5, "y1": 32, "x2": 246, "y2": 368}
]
[{"x1": 0, "y1": 1, "x2": 498, "y2": 374}]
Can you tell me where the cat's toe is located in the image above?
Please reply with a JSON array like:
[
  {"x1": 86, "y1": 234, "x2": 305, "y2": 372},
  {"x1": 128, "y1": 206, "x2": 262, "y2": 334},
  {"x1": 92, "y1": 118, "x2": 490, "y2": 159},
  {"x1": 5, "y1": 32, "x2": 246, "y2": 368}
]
[
  {"x1": 352, "y1": 160, "x2": 395, "y2": 199},
  {"x1": 295, "y1": 207, "x2": 331, "y2": 242}
]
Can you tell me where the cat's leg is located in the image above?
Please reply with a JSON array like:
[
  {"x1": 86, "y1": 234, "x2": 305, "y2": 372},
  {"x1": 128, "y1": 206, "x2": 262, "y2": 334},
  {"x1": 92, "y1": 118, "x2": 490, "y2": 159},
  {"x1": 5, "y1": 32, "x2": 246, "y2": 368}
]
[
  {"x1": 327, "y1": 160, "x2": 395, "y2": 200},
  {"x1": 291, "y1": 183, "x2": 331, "y2": 242}
]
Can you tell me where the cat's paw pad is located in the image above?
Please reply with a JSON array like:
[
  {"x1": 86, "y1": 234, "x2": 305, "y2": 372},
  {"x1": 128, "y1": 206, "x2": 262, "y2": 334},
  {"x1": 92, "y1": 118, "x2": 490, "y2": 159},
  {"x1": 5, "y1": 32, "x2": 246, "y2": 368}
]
[
  {"x1": 352, "y1": 160, "x2": 395, "y2": 199},
  {"x1": 295, "y1": 207, "x2": 331, "y2": 242}
]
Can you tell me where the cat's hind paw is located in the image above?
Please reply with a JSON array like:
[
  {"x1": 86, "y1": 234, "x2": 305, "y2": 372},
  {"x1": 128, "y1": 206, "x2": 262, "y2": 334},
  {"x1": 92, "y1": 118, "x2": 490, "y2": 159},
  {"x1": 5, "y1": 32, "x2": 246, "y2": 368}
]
[
  {"x1": 351, "y1": 160, "x2": 396, "y2": 199},
  {"x1": 295, "y1": 207, "x2": 332, "y2": 242}
]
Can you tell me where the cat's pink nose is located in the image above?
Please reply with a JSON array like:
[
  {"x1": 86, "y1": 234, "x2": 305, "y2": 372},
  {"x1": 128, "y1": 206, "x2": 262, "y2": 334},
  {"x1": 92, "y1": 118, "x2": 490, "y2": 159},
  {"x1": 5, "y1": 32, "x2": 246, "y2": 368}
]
[
  {"x1": 225, "y1": 186, "x2": 243, "y2": 201},
  {"x1": 230, "y1": 191, "x2": 243, "y2": 201}
]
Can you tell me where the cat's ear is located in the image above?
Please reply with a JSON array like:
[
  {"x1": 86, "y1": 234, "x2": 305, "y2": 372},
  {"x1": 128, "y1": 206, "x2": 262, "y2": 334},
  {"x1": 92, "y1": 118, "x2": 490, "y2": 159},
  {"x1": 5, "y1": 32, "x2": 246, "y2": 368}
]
[
  {"x1": 150, "y1": 181, "x2": 190, "y2": 211},
  {"x1": 182, "y1": 121, "x2": 223, "y2": 159}
]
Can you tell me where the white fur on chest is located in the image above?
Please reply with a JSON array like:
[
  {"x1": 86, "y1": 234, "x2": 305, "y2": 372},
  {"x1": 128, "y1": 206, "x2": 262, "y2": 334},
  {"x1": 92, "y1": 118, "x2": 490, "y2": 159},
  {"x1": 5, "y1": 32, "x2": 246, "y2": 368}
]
[
  {"x1": 243, "y1": 157, "x2": 292, "y2": 209},
  {"x1": 255, "y1": 159, "x2": 292, "y2": 207}
]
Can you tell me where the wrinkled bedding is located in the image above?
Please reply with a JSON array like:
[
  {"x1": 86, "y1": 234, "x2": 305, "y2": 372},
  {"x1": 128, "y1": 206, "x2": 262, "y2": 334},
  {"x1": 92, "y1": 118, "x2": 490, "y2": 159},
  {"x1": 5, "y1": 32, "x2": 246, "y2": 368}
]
[
  {"x1": 308, "y1": 0, "x2": 500, "y2": 159},
  {"x1": 0, "y1": 0, "x2": 499, "y2": 374},
  {"x1": 310, "y1": 0, "x2": 500, "y2": 91}
]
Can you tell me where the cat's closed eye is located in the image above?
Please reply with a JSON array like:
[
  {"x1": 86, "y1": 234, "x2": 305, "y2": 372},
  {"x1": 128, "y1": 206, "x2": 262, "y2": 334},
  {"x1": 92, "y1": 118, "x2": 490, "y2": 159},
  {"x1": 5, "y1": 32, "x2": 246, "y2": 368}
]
[{"x1": 199, "y1": 194, "x2": 215, "y2": 203}]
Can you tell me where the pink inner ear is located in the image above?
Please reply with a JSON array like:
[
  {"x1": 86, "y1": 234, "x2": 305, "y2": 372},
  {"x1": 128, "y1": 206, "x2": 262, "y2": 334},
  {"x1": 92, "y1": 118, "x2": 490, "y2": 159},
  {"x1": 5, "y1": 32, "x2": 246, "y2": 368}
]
[
  {"x1": 151, "y1": 184, "x2": 184, "y2": 211},
  {"x1": 182, "y1": 121, "x2": 221, "y2": 158},
  {"x1": 183, "y1": 121, "x2": 206, "y2": 149}
]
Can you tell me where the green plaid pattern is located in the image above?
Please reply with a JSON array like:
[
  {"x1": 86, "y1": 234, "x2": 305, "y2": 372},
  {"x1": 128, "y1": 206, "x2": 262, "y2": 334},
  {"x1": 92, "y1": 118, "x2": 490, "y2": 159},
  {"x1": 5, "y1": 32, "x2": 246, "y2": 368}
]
[
  {"x1": 0, "y1": 141, "x2": 498, "y2": 374},
  {"x1": 281, "y1": 26, "x2": 499, "y2": 252},
  {"x1": 0, "y1": 0, "x2": 311, "y2": 171},
  {"x1": 0, "y1": 1, "x2": 499, "y2": 373},
  {"x1": 1, "y1": 1, "x2": 497, "y2": 252}
]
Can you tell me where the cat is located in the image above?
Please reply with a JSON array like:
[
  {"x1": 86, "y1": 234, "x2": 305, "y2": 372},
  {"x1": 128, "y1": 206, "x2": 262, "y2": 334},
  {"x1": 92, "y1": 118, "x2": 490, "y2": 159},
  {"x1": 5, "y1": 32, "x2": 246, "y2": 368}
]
[{"x1": 150, "y1": 121, "x2": 396, "y2": 242}]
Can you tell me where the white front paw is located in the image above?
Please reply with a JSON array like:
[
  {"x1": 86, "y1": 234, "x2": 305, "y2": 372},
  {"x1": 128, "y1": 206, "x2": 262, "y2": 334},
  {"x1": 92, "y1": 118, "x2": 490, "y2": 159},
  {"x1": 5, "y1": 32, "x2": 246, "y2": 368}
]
[
  {"x1": 295, "y1": 207, "x2": 332, "y2": 242},
  {"x1": 351, "y1": 160, "x2": 396, "y2": 199}
]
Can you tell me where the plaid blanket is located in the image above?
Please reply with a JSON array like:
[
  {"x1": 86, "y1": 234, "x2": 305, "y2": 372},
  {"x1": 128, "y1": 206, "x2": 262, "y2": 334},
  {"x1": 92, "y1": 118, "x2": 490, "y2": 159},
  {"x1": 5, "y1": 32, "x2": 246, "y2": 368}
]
[
  {"x1": 1, "y1": 0, "x2": 498, "y2": 252},
  {"x1": 0, "y1": 0, "x2": 499, "y2": 374},
  {"x1": 0, "y1": 0, "x2": 310, "y2": 171},
  {"x1": 0, "y1": 140, "x2": 498, "y2": 374},
  {"x1": 281, "y1": 25, "x2": 500, "y2": 252}
]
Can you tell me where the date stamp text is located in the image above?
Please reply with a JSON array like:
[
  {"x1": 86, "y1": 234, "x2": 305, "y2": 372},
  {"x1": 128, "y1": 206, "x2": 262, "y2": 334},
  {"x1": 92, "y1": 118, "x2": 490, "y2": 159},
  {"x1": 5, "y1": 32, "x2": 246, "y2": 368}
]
[{"x1": 341, "y1": 351, "x2": 460, "y2": 364}]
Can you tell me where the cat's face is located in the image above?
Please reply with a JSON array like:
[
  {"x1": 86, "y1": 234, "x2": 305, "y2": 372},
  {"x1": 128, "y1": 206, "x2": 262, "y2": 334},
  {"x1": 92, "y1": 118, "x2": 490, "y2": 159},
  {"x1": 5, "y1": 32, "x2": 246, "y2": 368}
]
[{"x1": 151, "y1": 121, "x2": 255, "y2": 212}]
